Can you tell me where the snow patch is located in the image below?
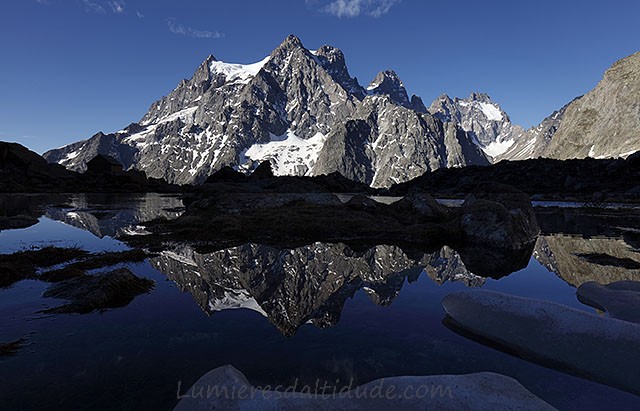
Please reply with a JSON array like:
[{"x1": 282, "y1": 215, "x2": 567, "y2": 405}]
[
  {"x1": 120, "y1": 225, "x2": 152, "y2": 236},
  {"x1": 64, "y1": 150, "x2": 80, "y2": 161},
  {"x1": 161, "y1": 250, "x2": 198, "y2": 267},
  {"x1": 208, "y1": 289, "x2": 267, "y2": 317},
  {"x1": 209, "y1": 56, "x2": 270, "y2": 85},
  {"x1": 157, "y1": 106, "x2": 198, "y2": 124},
  {"x1": 481, "y1": 139, "x2": 515, "y2": 157},
  {"x1": 479, "y1": 102, "x2": 503, "y2": 121},
  {"x1": 618, "y1": 150, "x2": 639, "y2": 159},
  {"x1": 244, "y1": 130, "x2": 327, "y2": 176}
]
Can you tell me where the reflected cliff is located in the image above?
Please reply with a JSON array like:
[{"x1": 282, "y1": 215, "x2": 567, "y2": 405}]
[
  {"x1": 534, "y1": 207, "x2": 640, "y2": 286},
  {"x1": 534, "y1": 235, "x2": 640, "y2": 286},
  {"x1": 147, "y1": 242, "x2": 526, "y2": 336},
  {"x1": 44, "y1": 193, "x2": 184, "y2": 238}
]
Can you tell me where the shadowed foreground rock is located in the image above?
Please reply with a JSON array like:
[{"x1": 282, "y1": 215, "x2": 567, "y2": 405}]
[
  {"x1": 0, "y1": 141, "x2": 179, "y2": 193},
  {"x1": 42, "y1": 268, "x2": 154, "y2": 314},
  {"x1": 459, "y1": 182, "x2": 539, "y2": 249},
  {"x1": 173, "y1": 365, "x2": 554, "y2": 411},
  {"x1": 442, "y1": 290, "x2": 640, "y2": 395},
  {"x1": 577, "y1": 281, "x2": 640, "y2": 324}
]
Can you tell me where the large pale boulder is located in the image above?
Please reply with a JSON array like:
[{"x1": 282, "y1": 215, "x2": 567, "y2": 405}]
[
  {"x1": 174, "y1": 365, "x2": 554, "y2": 411},
  {"x1": 577, "y1": 281, "x2": 640, "y2": 324},
  {"x1": 442, "y1": 289, "x2": 640, "y2": 395}
]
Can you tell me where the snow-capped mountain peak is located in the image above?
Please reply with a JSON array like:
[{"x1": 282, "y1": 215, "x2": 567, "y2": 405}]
[
  {"x1": 43, "y1": 35, "x2": 488, "y2": 187},
  {"x1": 208, "y1": 55, "x2": 271, "y2": 85},
  {"x1": 429, "y1": 93, "x2": 523, "y2": 159}
]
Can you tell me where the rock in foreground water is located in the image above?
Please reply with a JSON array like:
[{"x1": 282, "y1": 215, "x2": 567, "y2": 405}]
[
  {"x1": 577, "y1": 281, "x2": 640, "y2": 324},
  {"x1": 460, "y1": 182, "x2": 540, "y2": 249},
  {"x1": 173, "y1": 365, "x2": 554, "y2": 411},
  {"x1": 442, "y1": 289, "x2": 640, "y2": 395}
]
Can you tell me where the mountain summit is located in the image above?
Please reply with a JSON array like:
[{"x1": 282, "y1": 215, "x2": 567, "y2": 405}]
[{"x1": 366, "y1": 70, "x2": 426, "y2": 112}]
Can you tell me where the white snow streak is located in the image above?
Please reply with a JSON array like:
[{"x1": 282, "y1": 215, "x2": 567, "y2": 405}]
[
  {"x1": 479, "y1": 102, "x2": 503, "y2": 121},
  {"x1": 482, "y1": 139, "x2": 515, "y2": 157}
]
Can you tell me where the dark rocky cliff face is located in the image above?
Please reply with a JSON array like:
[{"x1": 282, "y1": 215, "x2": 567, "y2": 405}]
[{"x1": 313, "y1": 95, "x2": 488, "y2": 187}]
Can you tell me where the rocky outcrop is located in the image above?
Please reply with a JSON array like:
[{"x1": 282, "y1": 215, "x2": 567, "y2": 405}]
[
  {"x1": 1, "y1": 141, "x2": 178, "y2": 193},
  {"x1": 0, "y1": 246, "x2": 89, "y2": 288},
  {"x1": 130, "y1": 172, "x2": 541, "y2": 258},
  {"x1": 544, "y1": 51, "x2": 640, "y2": 160},
  {"x1": 443, "y1": 289, "x2": 640, "y2": 396},
  {"x1": 1, "y1": 141, "x2": 77, "y2": 192},
  {"x1": 459, "y1": 183, "x2": 539, "y2": 250},
  {"x1": 174, "y1": 365, "x2": 555, "y2": 411},
  {"x1": 367, "y1": 70, "x2": 426, "y2": 112}
]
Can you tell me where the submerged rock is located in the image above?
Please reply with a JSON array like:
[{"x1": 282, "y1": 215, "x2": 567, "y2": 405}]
[
  {"x1": 0, "y1": 338, "x2": 27, "y2": 357},
  {"x1": 442, "y1": 289, "x2": 640, "y2": 395},
  {"x1": 0, "y1": 246, "x2": 89, "y2": 288},
  {"x1": 174, "y1": 365, "x2": 554, "y2": 411},
  {"x1": 577, "y1": 281, "x2": 640, "y2": 324},
  {"x1": 42, "y1": 268, "x2": 154, "y2": 314}
]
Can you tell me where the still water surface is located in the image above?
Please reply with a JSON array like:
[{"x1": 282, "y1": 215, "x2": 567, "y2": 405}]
[{"x1": 1, "y1": 194, "x2": 639, "y2": 410}]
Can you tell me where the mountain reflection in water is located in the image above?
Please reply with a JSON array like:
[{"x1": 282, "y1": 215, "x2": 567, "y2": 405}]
[{"x1": 23, "y1": 193, "x2": 640, "y2": 337}]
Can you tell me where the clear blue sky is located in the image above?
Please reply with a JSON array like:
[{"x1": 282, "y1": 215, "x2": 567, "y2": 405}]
[{"x1": 2, "y1": 0, "x2": 640, "y2": 154}]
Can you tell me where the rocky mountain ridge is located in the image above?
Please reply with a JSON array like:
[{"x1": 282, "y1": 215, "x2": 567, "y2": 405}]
[
  {"x1": 43, "y1": 37, "x2": 640, "y2": 186},
  {"x1": 42, "y1": 35, "x2": 488, "y2": 187}
]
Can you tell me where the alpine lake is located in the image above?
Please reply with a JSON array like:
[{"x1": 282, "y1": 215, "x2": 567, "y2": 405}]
[{"x1": 1, "y1": 193, "x2": 640, "y2": 410}]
